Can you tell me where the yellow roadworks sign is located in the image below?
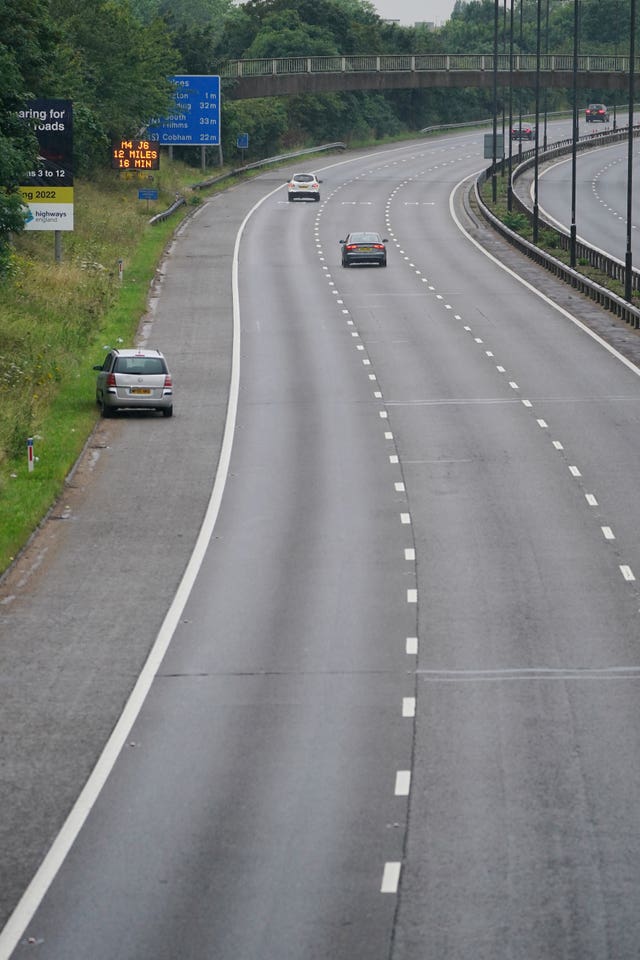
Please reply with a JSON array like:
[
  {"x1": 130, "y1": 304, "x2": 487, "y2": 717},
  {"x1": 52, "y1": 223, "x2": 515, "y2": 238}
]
[{"x1": 18, "y1": 186, "x2": 74, "y2": 203}]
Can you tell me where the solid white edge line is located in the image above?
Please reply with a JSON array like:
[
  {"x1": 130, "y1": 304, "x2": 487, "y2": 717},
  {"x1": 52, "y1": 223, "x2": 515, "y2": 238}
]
[
  {"x1": 449, "y1": 171, "x2": 640, "y2": 380},
  {"x1": 0, "y1": 182, "x2": 282, "y2": 960}
]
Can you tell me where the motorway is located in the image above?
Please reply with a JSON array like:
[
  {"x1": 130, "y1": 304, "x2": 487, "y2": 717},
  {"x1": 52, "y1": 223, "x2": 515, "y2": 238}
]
[
  {"x1": 538, "y1": 136, "x2": 640, "y2": 262},
  {"x1": 2, "y1": 129, "x2": 640, "y2": 958}
]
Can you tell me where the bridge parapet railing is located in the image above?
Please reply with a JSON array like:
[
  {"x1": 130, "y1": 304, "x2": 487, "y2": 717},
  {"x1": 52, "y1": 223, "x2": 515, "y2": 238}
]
[{"x1": 218, "y1": 53, "x2": 639, "y2": 78}]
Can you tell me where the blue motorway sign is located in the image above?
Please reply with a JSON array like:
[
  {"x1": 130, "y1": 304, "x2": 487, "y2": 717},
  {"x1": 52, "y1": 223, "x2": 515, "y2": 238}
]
[
  {"x1": 148, "y1": 75, "x2": 220, "y2": 146},
  {"x1": 237, "y1": 132, "x2": 249, "y2": 150}
]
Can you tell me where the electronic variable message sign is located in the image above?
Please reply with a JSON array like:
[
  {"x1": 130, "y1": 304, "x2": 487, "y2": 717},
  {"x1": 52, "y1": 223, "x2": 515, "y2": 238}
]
[
  {"x1": 17, "y1": 99, "x2": 74, "y2": 231},
  {"x1": 111, "y1": 139, "x2": 160, "y2": 171},
  {"x1": 148, "y1": 75, "x2": 220, "y2": 146}
]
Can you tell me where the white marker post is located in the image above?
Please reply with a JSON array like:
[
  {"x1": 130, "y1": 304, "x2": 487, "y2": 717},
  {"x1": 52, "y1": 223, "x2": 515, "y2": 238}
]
[{"x1": 27, "y1": 437, "x2": 34, "y2": 472}]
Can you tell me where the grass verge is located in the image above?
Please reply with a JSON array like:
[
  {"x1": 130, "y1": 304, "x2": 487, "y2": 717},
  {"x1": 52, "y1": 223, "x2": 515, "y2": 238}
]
[{"x1": 0, "y1": 211, "x2": 186, "y2": 572}]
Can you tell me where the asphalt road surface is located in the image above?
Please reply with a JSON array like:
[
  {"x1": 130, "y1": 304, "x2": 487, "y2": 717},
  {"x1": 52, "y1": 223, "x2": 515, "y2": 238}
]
[{"x1": 2, "y1": 131, "x2": 640, "y2": 959}]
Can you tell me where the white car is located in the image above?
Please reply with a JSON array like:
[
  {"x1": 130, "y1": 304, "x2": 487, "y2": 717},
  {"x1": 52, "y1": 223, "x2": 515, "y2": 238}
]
[{"x1": 287, "y1": 172, "x2": 321, "y2": 202}]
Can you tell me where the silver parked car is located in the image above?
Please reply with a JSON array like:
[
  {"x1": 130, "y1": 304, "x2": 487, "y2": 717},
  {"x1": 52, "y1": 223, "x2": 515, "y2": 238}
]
[{"x1": 94, "y1": 348, "x2": 173, "y2": 417}]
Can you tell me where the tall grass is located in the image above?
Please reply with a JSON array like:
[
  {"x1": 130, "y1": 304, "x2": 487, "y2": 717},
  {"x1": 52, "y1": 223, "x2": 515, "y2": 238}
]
[{"x1": 0, "y1": 163, "x2": 206, "y2": 572}]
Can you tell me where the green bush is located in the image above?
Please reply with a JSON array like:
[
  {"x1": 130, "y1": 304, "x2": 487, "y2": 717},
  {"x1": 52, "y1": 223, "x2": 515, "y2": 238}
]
[{"x1": 502, "y1": 211, "x2": 528, "y2": 233}]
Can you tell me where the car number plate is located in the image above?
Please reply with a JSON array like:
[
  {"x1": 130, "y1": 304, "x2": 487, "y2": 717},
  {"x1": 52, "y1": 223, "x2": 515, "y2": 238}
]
[
  {"x1": 360, "y1": 246, "x2": 372, "y2": 252},
  {"x1": 130, "y1": 387, "x2": 151, "y2": 395}
]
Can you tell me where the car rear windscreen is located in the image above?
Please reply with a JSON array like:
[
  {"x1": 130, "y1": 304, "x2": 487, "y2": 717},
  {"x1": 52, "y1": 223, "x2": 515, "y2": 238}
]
[{"x1": 115, "y1": 357, "x2": 165, "y2": 375}]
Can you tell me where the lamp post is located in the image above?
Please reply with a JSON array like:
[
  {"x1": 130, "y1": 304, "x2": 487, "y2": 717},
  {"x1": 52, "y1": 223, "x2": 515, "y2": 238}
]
[
  {"x1": 570, "y1": 0, "x2": 579, "y2": 267},
  {"x1": 624, "y1": 0, "x2": 636, "y2": 305},
  {"x1": 492, "y1": 0, "x2": 499, "y2": 202},
  {"x1": 543, "y1": 0, "x2": 550, "y2": 149},
  {"x1": 518, "y1": 0, "x2": 524, "y2": 157},
  {"x1": 533, "y1": 0, "x2": 542, "y2": 243},
  {"x1": 613, "y1": 0, "x2": 620, "y2": 131},
  {"x1": 507, "y1": 0, "x2": 515, "y2": 211},
  {"x1": 502, "y1": 0, "x2": 508, "y2": 166}
]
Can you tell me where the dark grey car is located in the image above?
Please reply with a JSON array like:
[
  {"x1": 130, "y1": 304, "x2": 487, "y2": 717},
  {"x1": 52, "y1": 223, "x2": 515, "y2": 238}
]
[
  {"x1": 585, "y1": 103, "x2": 609, "y2": 122},
  {"x1": 340, "y1": 232, "x2": 388, "y2": 267}
]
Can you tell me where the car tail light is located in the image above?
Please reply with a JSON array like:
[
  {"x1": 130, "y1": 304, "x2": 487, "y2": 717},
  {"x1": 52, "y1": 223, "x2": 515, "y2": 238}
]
[
  {"x1": 346, "y1": 244, "x2": 358, "y2": 250},
  {"x1": 164, "y1": 374, "x2": 172, "y2": 387},
  {"x1": 107, "y1": 372, "x2": 116, "y2": 387},
  {"x1": 373, "y1": 244, "x2": 384, "y2": 250}
]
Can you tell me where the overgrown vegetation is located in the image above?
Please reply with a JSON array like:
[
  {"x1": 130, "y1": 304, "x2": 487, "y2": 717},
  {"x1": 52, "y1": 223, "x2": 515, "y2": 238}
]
[{"x1": 0, "y1": 162, "x2": 208, "y2": 570}]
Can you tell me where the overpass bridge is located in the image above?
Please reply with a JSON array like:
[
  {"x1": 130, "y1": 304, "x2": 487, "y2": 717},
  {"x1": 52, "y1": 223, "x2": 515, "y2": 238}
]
[{"x1": 218, "y1": 54, "x2": 639, "y2": 100}]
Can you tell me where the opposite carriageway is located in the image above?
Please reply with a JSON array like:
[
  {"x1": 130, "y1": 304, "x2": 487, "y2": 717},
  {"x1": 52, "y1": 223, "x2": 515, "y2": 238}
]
[{"x1": 218, "y1": 53, "x2": 640, "y2": 99}]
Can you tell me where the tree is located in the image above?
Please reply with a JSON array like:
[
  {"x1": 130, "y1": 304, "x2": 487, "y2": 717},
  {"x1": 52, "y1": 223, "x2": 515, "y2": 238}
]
[
  {"x1": 48, "y1": 0, "x2": 180, "y2": 174},
  {"x1": 243, "y1": 11, "x2": 340, "y2": 57}
]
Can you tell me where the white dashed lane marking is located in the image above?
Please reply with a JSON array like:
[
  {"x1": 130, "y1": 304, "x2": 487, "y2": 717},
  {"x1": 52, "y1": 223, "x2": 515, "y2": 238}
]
[
  {"x1": 395, "y1": 771, "x2": 411, "y2": 796},
  {"x1": 381, "y1": 862, "x2": 401, "y2": 893},
  {"x1": 406, "y1": 637, "x2": 418, "y2": 655},
  {"x1": 402, "y1": 697, "x2": 416, "y2": 717}
]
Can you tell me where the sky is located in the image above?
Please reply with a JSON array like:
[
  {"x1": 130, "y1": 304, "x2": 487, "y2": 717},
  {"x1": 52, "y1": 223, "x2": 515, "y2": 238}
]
[
  {"x1": 232, "y1": 0, "x2": 458, "y2": 31},
  {"x1": 372, "y1": 0, "x2": 457, "y2": 27}
]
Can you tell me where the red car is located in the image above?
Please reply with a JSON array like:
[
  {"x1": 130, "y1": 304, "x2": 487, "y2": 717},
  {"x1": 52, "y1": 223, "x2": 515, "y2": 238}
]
[{"x1": 511, "y1": 123, "x2": 536, "y2": 141}]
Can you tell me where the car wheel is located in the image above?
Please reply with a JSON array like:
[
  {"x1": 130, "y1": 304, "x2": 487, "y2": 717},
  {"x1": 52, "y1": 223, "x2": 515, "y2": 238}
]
[
  {"x1": 315, "y1": 195, "x2": 320, "y2": 202},
  {"x1": 162, "y1": 406, "x2": 173, "y2": 418},
  {"x1": 288, "y1": 195, "x2": 294, "y2": 202},
  {"x1": 100, "y1": 399, "x2": 114, "y2": 418},
  {"x1": 342, "y1": 259, "x2": 349, "y2": 267},
  {"x1": 380, "y1": 259, "x2": 387, "y2": 267}
]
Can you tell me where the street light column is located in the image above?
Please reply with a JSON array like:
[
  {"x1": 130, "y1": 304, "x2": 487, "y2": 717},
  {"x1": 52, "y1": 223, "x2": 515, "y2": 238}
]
[
  {"x1": 533, "y1": 0, "x2": 542, "y2": 243},
  {"x1": 625, "y1": 0, "x2": 636, "y2": 308},
  {"x1": 507, "y1": 0, "x2": 515, "y2": 211},
  {"x1": 570, "y1": 0, "x2": 579, "y2": 268},
  {"x1": 492, "y1": 0, "x2": 499, "y2": 203}
]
